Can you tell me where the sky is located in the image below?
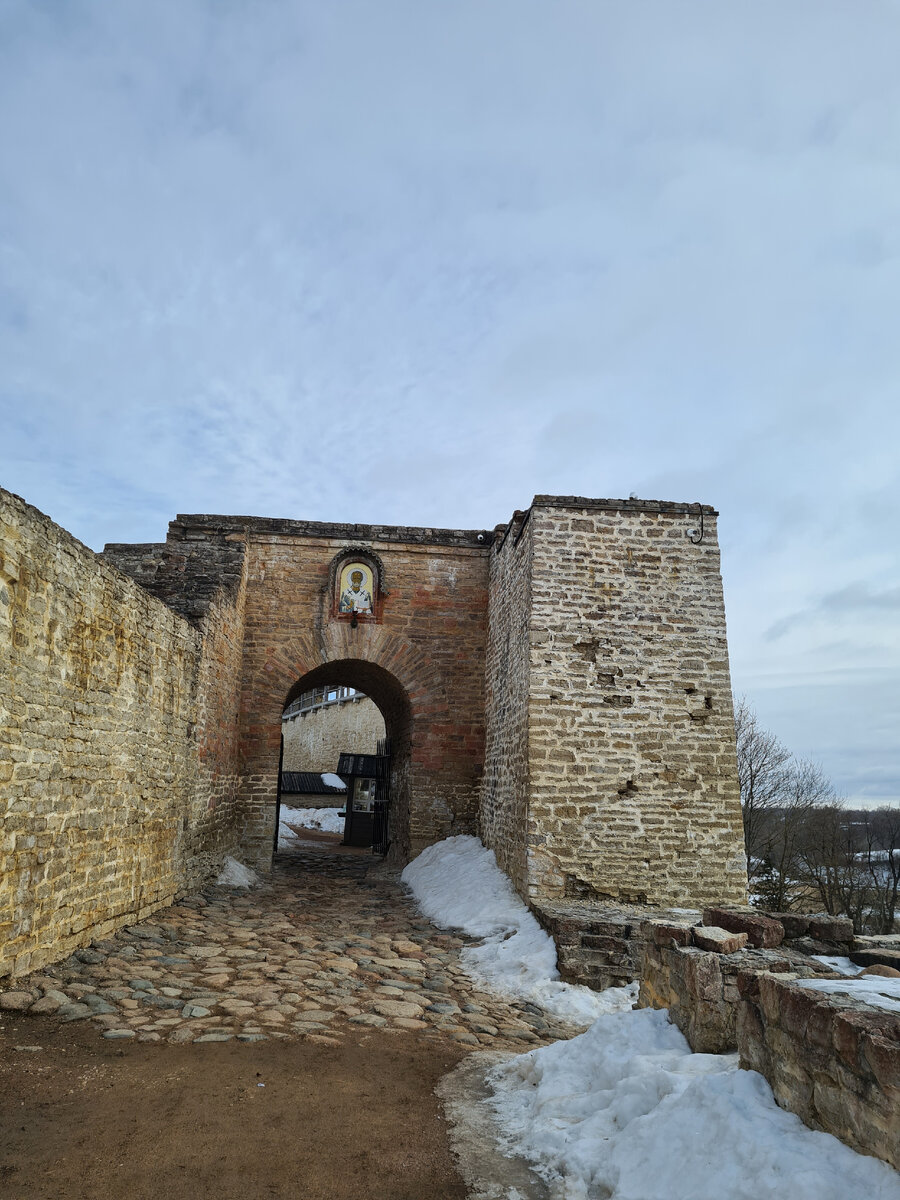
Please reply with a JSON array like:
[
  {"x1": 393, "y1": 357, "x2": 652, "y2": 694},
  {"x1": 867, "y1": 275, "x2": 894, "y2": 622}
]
[{"x1": 1, "y1": 0, "x2": 898, "y2": 806}]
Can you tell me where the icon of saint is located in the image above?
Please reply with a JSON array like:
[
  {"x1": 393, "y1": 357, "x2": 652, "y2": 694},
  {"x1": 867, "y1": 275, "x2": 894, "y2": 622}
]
[{"x1": 339, "y1": 569, "x2": 373, "y2": 614}]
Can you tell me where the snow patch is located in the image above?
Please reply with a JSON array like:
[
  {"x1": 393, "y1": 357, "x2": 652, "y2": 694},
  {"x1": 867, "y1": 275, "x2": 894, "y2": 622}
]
[
  {"x1": 278, "y1": 805, "x2": 345, "y2": 846},
  {"x1": 401, "y1": 836, "x2": 635, "y2": 1025},
  {"x1": 795, "y1": 973, "x2": 900, "y2": 1013},
  {"x1": 320, "y1": 772, "x2": 346, "y2": 789},
  {"x1": 484, "y1": 1007, "x2": 900, "y2": 1199},
  {"x1": 811, "y1": 954, "x2": 864, "y2": 977},
  {"x1": 215, "y1": 856, "x2": 259, "y2": 888}
]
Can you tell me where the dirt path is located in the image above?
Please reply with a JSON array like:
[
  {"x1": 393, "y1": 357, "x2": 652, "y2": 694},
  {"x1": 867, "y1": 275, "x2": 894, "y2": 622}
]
[{"x1": 0, "y1": 1011, "x2": 468, "y2": 1199}]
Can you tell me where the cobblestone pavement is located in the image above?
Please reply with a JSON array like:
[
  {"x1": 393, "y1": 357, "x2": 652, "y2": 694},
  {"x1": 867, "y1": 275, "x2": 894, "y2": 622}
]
[{"x1": 1, "y1": 840, "x2": 577, "y2": 1049}]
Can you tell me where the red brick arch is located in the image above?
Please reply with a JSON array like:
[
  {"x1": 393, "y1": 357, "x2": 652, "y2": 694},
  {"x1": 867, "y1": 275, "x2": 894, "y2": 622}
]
[{"x1": 235, "y1": 544, "x2": 489, "y2": 869}]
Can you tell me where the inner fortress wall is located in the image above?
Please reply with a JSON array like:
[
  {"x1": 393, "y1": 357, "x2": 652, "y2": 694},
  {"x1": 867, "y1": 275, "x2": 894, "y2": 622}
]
[{"x1": 282, "y1": 695, "x2": 386, "y2": 773}]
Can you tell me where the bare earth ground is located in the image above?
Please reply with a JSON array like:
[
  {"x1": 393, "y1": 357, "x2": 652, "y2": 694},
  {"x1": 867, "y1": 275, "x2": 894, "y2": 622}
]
[
  {"x1": 0, "y1": 834, "x2": 563, "y2": 1199},
  {"x1": 0, "y1": 1012, "x2": 468, "y2": 1200}
]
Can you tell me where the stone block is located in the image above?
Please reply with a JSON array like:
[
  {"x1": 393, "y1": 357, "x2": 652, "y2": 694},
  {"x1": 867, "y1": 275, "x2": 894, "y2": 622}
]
[
  {"x1": 860, "y1": 1032, "x2": 900, "y2": 1093},
  {"x1": 849, "y1": 948, "x2": 900, "y2": 971},
  {"x1": 807, "y1": 915, "x2": 854, "y2": 944},
  {"x1": 646, "y1": 921, "x2": 694, "y2": 948},
  {"x1": 832, "y1": 1008, "x2": 887, "y2": 1071},
  {"x1": 764, "y1": 912, "x2": 810, "y2": 939},
  {"x1": 0, "y1": 990, "x2": 34, "y2": 1010},
  {"x1": 702, "y1": 907, "x2": 784, "y2": 948},
  {"x1": 777, "y1": 984, "x2": 819, "y2": 1040},
  {"x1": 692, "y1": 926, "x2": 748, "y2": 954}
]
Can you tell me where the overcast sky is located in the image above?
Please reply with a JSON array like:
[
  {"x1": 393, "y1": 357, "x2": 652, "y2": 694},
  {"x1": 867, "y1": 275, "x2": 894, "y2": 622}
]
[{"x1": 2, "y1": 1, "x2": 898, "y2": 806}]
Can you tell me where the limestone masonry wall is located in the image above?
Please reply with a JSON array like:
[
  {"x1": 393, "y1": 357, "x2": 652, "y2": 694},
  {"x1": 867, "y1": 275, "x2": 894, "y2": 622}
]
[
  {"x1": 0, "y1": 489, "x2": 205, "y2": 978},
  {"x1": 739, "y1": 972, "x2": 899, "y2": 1170},
  {"x1": 479, "y1": 511, "x2": 534, "y2": 894},
  {"x1": 524, "y1": 498, "x2": 747, "y2": 907},
  {"x1": 634, "y1": 907, "x2": 899, "y2": 1170},
  {"x1": 282, "y1": 695, "x2": 385, "y2": 773}
]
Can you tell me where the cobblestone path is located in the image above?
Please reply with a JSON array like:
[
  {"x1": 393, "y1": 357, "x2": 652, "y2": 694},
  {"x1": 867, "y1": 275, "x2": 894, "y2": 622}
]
[{"x1": 1, "y1": 841, "x2": 576, "y2": 1049}]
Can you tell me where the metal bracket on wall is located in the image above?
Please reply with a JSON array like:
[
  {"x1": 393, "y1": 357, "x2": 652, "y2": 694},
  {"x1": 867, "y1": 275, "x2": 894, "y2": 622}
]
[{"x1": 688, "y1": 504, "x2": 705, "y2": 544}]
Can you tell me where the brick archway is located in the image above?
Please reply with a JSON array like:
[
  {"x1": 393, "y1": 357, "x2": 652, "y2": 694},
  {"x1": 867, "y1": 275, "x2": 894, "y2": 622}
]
[
  {"x1": 281, "y1": 658, "x2": 411, "y2": 856},
  {"x1": 237, "y1": 620, "x2": 483, "y2": 869}
]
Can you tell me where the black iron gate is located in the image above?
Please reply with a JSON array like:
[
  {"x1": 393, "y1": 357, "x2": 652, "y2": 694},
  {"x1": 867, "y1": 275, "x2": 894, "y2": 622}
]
[
  {"x1": 372, "y1": 736, "x2": 391, "y2": 856},
  {"x1": 336, "y1": 738, "x2": 391, "y2": 854}
]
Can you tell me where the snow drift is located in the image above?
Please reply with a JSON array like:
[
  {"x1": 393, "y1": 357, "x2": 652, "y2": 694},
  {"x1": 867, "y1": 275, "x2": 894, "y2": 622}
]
[
  {"x1": 484, "y1": 1007, "x2": 900, "y2": 1200},
  {"x1": 401, "y1": 835, "x2": 635, "y2": 1024}
]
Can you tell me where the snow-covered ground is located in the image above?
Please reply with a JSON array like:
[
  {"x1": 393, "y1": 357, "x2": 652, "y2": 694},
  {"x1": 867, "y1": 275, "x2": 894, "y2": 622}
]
[
  {"x1": 405, "y1": 835, "x2": 900, "y2": 1199},
  {"x1": 485, "y1": 1008, "x2": 900, "y2": 1200},
  {"x1": 402, "y1": 836, "x2": 637, "y2": 1025},
  {"x1": 277, "y1": 805, "x2": 344, "y2": 849}
]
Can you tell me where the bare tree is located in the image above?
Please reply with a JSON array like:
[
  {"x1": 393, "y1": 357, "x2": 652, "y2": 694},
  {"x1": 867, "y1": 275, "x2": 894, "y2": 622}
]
[
  {"x1": 733, "y1": 698, "x2": 791, "y2": 890},
  {"x1": 797, "y1": 802, "x2": 867, "y2": 928},
  {"x1": 754, "y1": 758, "x2": 837, "y2": 912},
  {"x1": 859, "y1": 807, "x2": 900, "y2": 933}
]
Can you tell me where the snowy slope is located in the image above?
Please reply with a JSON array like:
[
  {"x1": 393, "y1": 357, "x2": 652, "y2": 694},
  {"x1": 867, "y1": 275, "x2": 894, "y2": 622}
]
[
  {"x1": 402, "y1": 835, "x2": 635, "y2": 1024},
  {"x1": 485, "y1": 1007, "x2": 900, "y2": 1200}
]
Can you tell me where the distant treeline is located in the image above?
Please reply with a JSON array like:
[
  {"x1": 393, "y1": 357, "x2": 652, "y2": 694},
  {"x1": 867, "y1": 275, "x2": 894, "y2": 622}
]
[{"x1": 735, "y1": 699, "x2": 900, "y2": 934}]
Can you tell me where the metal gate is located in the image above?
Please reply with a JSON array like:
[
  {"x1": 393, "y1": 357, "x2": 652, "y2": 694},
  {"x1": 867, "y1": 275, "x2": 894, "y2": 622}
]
[{"x1": 372, "y1": 736, "x2": 391, "y2": 856}]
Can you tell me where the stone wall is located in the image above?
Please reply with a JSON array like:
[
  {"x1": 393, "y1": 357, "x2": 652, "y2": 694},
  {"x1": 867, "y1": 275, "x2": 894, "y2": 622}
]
[
  {"x1": 739, "y1": 973, "x2": 899, "y2": 1170},
  {"x1": 479, "y1": 511, "x2": 534, "y2": 894},
  {"x1": 0, "y1": 489, "x2": 206, "y2": 978},
  {"x1": 282, "y1": 695, "x2": 385, "y2": 773},
  {"x1": 185, "y1": 559, "x2": 249, "y2": 888},
  {"x1": 639, "y1": 934, "x2": 811, "y2": 1055},
  {"x1": 634, "y1": 906, "x2": 900, "y2": 1170},
  {"x1": 524, "y1": 497, "x2": 747, "y2": 907},
  {"x1": 104, "y1": 523, "x2": 251, "y2": 892},
  {"x1": 4, "y1": 488, "x2": 750, "y2": 981}
]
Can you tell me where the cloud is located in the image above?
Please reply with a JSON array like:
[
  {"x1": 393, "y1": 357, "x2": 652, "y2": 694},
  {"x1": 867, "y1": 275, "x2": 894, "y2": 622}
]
[
  {"x1": 766, "y1": 584, "x2": 900, "y2": 639},
  {"x1": 1, "y1": 0, "x2": 899, "y2": 803}
]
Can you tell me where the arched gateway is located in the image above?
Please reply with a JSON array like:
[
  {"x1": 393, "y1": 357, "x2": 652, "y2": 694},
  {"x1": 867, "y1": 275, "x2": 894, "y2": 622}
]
[
  {"x1": 3, "y1": 489, "x2": 751, "y2": 978},
  {"x1": 101, "y1": 495, "x2": 748, "y2": 911},
  {"x1": 107, "y1": 514, "x2": 491, "y2": 871}
]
